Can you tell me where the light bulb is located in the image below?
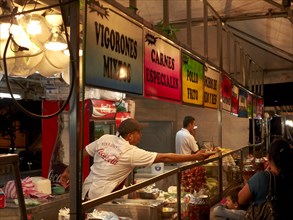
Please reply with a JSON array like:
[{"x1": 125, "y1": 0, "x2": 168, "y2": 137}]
[
  {"x1": 27, "y1": 19, "x2": 42, "y2": 35},
  {"x1": 0, "y1": 23, "x2": 22, "y2": 39},
  {"x1": 63, "y1": 48, "x2": 83, "y2": 56},
  {"x1": 45, "y1": 32, "x2": 67, "y2": 51}
]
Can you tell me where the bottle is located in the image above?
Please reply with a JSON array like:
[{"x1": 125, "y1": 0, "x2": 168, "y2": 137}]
[
  {"x1": 232, "y1": 165, "x2": 241, "y2": 181},
  {"x1": 255, "y1": 157, "x2": 265, "y2": 171},
  {"x1": 48, "y1": 111, "x2": 69, "y2": 189},
  {"x1": 188, "y1": 194, "x2": 210, "y2": 220}
]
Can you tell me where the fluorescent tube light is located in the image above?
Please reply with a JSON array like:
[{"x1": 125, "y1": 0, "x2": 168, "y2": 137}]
[{"x1": 0, "y1": 92, "x2": 22, "y2": 99}]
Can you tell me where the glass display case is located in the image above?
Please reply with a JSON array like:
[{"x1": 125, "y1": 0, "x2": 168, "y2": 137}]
[
  {"x1": 81, "y1": 144, "x2": 257, "y2": 219},
  {"x1": 0, "y1": 144, "x2": 259, "y2": 219}
]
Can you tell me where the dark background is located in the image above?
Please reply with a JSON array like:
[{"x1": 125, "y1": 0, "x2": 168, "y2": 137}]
[{"x1": 263, "y1": 82, "x2": 293, "y2": 107}]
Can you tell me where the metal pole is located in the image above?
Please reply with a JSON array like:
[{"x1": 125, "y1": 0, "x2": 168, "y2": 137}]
[
  {"x1": 69, "y1": 0, "x2": 81, "y2": 219},
  {"x1": 203, "y1": 0, "x2": 208, "y2": 59},
  {"x1": 163, "y1": 0, "x2": 169, "y2": 27},
  {"x1": 187, "y1": 0, "x2": 192, "y2": 47},
  {"x1": 217, "y1": 18, "x2": 223, "y2": 69},
  {"x1": 234, "y1": 42, "x2": 238, "y2": 75},
  {"x1": 227, "y1": 32, "x2": 231, "y2": 73}
]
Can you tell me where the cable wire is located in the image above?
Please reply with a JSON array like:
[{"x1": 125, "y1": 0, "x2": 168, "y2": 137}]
[{"x1": 2, "y1": 0, "x2": 78, "y2": 119}]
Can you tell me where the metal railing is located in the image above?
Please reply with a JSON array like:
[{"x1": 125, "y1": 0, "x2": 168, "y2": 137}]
[{"x1": 81, "y1": 143, "x2": 264, "y2": 219}]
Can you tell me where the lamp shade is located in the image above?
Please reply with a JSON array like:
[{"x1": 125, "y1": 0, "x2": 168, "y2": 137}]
[
  {"x1": 32, "y1": 50, "x2": 69, "y2": 77},
  {"x1": 45, "y1": 32, "x2": 67, "y2": 51}
]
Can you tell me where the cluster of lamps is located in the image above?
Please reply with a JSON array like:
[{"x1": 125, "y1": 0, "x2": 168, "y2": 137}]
[
  {"x1": 0, "y1": 3, "x2": 82, "y2": 80},
  {"x1": 0, "y1": 13, "x2": 68, "y2": 51}
]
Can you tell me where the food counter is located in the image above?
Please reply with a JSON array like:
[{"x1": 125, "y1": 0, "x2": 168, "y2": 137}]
[
  {"x1": 0, "y1": 144, "x2": 262, "y2": 219},
  {"x1": 82, "y1": 144, "x2": 260, "y2": 219},
  {"x1": 0, "y1": 193, "x2": 70, "y2": 220}
]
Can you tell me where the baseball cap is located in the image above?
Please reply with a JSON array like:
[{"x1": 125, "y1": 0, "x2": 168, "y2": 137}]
[{"x1": 117, "y1": 118, "x2": 146, "y2": 136}]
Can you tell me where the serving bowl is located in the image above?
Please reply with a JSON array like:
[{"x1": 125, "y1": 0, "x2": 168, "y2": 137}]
[
  {"x1": 162, "y1": 207, "x2": 176, "y2": 218},
  {"x1": 138, "y1": 191, "x2": 159, "y2": 199}
]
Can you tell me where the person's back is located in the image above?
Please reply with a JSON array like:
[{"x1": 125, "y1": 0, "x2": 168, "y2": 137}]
[
  {"x1": 175, "y1": 116, "x2": 199, "y2": 155},
  {"x1": 238, "y1": 137, "x2": 293, "y2": 220},
  {"x1": 275, "y1": 175, "x2": 293, "y2": 219},
  {"x1": 274, "y1": 143, "x2": 293, "y2": 220}
]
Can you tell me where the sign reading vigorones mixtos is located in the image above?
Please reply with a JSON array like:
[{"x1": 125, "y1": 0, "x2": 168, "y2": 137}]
[{"x1": 85, "y1": 0, "x2": 144, "y2": 94}]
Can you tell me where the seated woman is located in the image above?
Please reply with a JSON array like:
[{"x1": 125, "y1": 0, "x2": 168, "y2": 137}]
[
  {"x1": 211, "y1": 186, "x2": 246, "y2": 220},
  {"x1": 238, "y1": 137, "x2": 293, "y2": 220}
]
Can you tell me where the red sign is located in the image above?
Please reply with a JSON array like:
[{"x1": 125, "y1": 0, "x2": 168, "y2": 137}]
[
  {"x1": 231, "y1": 84, "x2": 239, "y2": 116},
  {"x1": 144, "y1": 30, "x2": 181, "y2": 102},
  {"x1": 115, "y1": 112, "x2": 131, "y2": 129},
  {"x1": 257, "y1": 98, "x2": 263, "y2": 119},
  {"x1": 222, "y1": 74, "x2": 232, "y2": 112}
]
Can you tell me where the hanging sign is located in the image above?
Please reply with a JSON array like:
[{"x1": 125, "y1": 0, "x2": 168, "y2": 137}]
[
  {"x1": 204, "y1": 67, "x2": 220, "y2": 109},
  {"x1": 221, "y1": 74, "x2": 232, "y2": 112},
  {"x1": 144, "y1": 29, "x2": 181, "y2": 102},
  {"x1": 257, "y1": 98, "x2": 263, "y2": 119},
  {"x1": 247, "y1": 93, "x2": 253, "y2": 118},
  {"x1": 231, "y1": 84, "x2": 239, "y2": 116},
  {"x1": 181, "y1": 52, "x2": 204, "y2": 105},
  {"x1": 84, "y1": 0, "x2": 143, "y2": 94},
  {"x1": 252, "y1": 95, "x2": 257, "y2": 118},
  {"x1": 238, "y1": 88, "x2": 248, "y2": 118}
]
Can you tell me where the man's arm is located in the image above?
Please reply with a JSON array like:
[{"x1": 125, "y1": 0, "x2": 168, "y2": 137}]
[
  {"x1": 83, "y1": 147, "x2": 89, "y2": 160},
  {"x1": 60, "y1": 147, "x2": 90, "y2": 188},
  {"x1": 154, "y1": 149, "x2": 214, "y2": 163}
]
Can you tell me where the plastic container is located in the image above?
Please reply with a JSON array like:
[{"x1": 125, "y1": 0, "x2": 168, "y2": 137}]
[
  {"x1": 188, "y1": 195, "x2": 210, "y2": 220},
  {"x1": 0, "y1": 189, "x2": 6, "y2": 208}
]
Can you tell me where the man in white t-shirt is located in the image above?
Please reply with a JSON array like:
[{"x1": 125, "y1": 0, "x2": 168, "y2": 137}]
[
  {"x1": 81, "y1": 118, "x2": 213, "y2": 200},
  {"x1": 175, "y1": 116, "x2": 200, "y2": 165}
]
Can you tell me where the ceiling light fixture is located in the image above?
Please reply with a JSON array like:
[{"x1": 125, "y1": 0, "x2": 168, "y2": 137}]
[
  {"x1": 27, "y1": 18, "x2": 42, "y2": 35},
  {"x1": 0, "y1": 92, "x2": 21, "y2": 99},
  {"x1": 63, "y1": 47, "x2": 83, "y2": 57},
  {"x1": 45, "y1": 26, "x2": 67, "y2": 51},
  {"x1": 0, "y1": 22, "x2": 22, "y2": 39},
  {"x1": 44, "y1": 13, "x2": 67, "y2": 51}
]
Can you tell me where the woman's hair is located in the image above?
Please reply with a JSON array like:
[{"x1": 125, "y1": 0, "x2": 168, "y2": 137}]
[
  {"x1": 268, "y1": 137, "x2": 293, "y2": 176},
  {"x1": 268, "y1": 137, "x2": 293, "y2": 219}
]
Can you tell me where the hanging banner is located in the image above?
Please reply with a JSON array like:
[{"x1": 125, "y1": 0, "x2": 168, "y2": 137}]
[
  {"x1": 144, "y1": 29, "x2": 181, "y2": 102},
  {"x1": 204, "y1": 67, "x2": 220, "y2": 109},
  {"x1": 231, "y1": 84, "x2": 239, "y2": 116},
  {"x1": 85, "y1": 0, "x2": 143, "y2": 94},
  {"x1": 221, "y1": 74, "x2": 232, "y2": 112},
  {"x1": 247, "y1": 93, "x2": 252, "y2": 118},
  {"x1": 252, "y1": 96, "x2": 257, "y2": 118},
  {"x1": 181, "y1": 52, "x2": 204, "y2": 105},
  {"x1": 238, "y1": 88, "x2": 248, "y2": 118},
  {"x1": 42, "y1": 100, "x2": 91, "y2": 183},
  {"x1": 257, "y1": 98, "x2": 263, "y2": 119}
]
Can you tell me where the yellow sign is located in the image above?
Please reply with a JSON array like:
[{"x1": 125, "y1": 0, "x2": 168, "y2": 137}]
[
  {"x1": 204, "y1": 67, "x2": 220, "y2": 109},
  {"x1": 181, "y1": 52, "x2": 204, "y2": 105}
]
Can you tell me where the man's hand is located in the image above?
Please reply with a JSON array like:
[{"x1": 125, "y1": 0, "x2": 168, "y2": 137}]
[
  {"x1": 194, "y1": 149, "x2": 216, "y2": 161},
  {"x1": 60, "y1": 167, "x2": 70, "y2": 189}
]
